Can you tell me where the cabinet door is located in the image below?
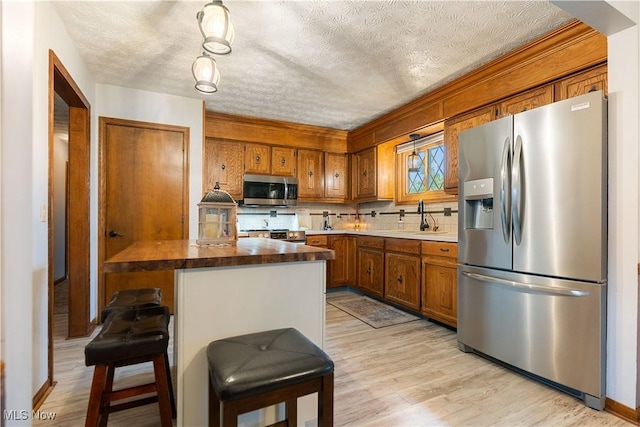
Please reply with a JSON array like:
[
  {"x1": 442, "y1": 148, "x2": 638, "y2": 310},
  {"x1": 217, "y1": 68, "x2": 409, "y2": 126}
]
[
  {"x1": 384, "y1": 252, "x2": 420, "y2": 311},
  {"x1": 357, "y1": 248, "x2": 384, "y2": 297},
  {"x1": 354, "y1": 147, "x2": 377, "y2": 199},
  {"x1": 271, "y1": 146, "x2": 296, "y2": 177},
  {"x1": 203, "y1": 138, "x2": 243, "y2": 199},
  {"x1": 325, "y1": 152, "x2": 348, "y2": 199},
  {"x1": 555, "y1": 64, "x2": 607, "y2": 101},
  {"x1": 244, "y1": 143, "x2": 271, "y2": 175},
  {"x1": 443, "y1": 106, "x2": 494, "y2": 194},
  {"x1": 497, "y1": 85, "x2": 554, "y2": 118},
  {"x1": 422, "y1": 257, "x2": 457, "y2": 327},
  {"x1": 297, "y1": 149, "x2": 325, "y2": 198},
  {"x1": 328, "y1": 235, "x2": 356, "y2": 287}
]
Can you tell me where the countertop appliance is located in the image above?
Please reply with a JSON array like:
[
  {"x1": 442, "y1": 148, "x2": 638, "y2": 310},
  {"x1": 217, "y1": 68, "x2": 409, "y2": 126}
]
[
  {"x1": 245, "y1": 229, "x2": 306, "y2": 243},
  {"x1": 242, "y1": 174, "x2": 298, "y2": 206},
  {"x1": 457, "y1": 91, "x2": 607, "y2": 410}
]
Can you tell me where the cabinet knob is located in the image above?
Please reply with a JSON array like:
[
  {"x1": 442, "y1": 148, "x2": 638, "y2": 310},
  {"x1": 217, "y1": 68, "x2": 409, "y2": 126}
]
[
  {"x1": 397, "y1": 275, "x2": 403, "y2": 284},
  {"x1": 308, "y1": 170, "x2": 313, "y2": 177},
  {"x1": 366, "y1": 267, "x2": 372, "y2": 275},
  {"x1": 440, "y1": 248, "x2": 450, "y2": 252},
  {"x1": 280, "y1": 157, "x2": 286, "y2": 165},
  {"x1": 255, "y1": 155, "x2": 261, "y2": 162},
  {"x1": 363, "y1": 170, "x2": 368, "y2": 177},
  {"x1": 335, "y1": 173, "x2": 339, "y2": 178},
  {"x1": 589, "y1": 85, "x2": 597, "y2": 93},
  {"x1": 221, "y1": 164, "x2": 226, "y2": 170}
]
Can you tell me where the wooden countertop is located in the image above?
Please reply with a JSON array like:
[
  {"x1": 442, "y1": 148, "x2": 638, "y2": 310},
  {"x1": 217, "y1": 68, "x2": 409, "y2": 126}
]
[{"x1": 104, "y1": 238, "x2": 335, "y2": 273}]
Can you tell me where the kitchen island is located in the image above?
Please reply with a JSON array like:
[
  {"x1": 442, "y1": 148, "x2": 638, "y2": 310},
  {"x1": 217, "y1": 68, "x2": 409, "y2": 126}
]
[{"x1": 104, "y1": 238, "x2": 334, "y2": 427}]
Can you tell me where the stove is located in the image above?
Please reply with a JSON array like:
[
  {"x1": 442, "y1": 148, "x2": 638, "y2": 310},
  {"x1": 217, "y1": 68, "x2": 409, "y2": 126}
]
[{"x1": 243, "y1": 229, "x2": 306, "y2": 243}]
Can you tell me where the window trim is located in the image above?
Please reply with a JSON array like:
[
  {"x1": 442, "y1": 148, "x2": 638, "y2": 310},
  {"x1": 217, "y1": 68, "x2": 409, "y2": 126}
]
[{"x1": 395, "y1": 131, "x2": 456, "y2": 205}]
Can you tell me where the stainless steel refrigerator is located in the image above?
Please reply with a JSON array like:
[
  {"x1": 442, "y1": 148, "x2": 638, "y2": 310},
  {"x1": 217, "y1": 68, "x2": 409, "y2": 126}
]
[{"x1": 457, "y1": 90, "x2": 607, "y2": 410}]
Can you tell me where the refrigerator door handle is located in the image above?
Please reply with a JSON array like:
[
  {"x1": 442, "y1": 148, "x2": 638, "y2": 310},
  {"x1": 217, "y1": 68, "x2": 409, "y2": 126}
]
[
  {"x1": 500, "y1": 136, "x2": 511, "y2": 243},
  {"x1": 461, "y1": 272, "x2": 590, "y2": 297},
  {"x1": 512, "y1": 135, "x2": 523, "y2": 245}
]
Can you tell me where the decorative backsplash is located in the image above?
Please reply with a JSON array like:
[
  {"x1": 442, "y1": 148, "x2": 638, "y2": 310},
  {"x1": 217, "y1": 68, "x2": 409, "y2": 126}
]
[{"x1": 238, "y1": 200, "x2": 458, "y2": 234}]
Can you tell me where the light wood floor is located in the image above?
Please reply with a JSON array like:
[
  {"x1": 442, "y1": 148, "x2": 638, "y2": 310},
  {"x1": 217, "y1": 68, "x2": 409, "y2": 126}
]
[{"x1": 37, "y1": 294, "x2": 632, "y2": 426}]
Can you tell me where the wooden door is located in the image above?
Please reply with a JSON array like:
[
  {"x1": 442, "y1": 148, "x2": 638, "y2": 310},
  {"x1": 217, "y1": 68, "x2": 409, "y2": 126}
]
[
  {"x1": 244, "y1": 143, "x2": 271, "y2": 174},
  {"x1": 357, "y1": 248, "x2": 384, "y2": 297},
  {"x1": 555, "y1": 64, "x2": 607, "y2": 101},
  {"x1": 497, "y1": 85, "x2": 554, "y2": 118},
  {"x1": 328, "y1": 235, "x2": 356, "y2": 287},
  {"x1": 297, "y1": 149, "x2": 324, "y2": 198},
  {"x1": 325, "y1": 152, "x2": 348, "y2": 200},
  {"x1": 271, "y1": 146, "x2": 296, "y2": 177},
  {"x1": 384, "y1": 252, "x2": 420, "y2": 311},
  {"x1": 204, "y1": 138, "x2": 243, "y2": 199},
  {"x1": 354, "y1": 147, "x2": 376, "y2": 199},
  {"x1": 100, "y1": 117, "x2": 189, "y2": 313}
]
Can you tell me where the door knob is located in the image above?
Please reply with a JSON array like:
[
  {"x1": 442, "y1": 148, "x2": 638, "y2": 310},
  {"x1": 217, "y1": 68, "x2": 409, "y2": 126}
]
[{"x1": 109, "y1": 230, "x2": 124, "y2": 238}]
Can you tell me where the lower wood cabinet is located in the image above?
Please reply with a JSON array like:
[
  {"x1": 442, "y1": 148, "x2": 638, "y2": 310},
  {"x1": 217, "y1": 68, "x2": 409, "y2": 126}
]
[
  {"x1": 356, "y1": 236, "x2": 384, "y2": 297},
  {"x1": 384, "y1": 239, "x2": 421, "y2": 311},
  {"x1": 328, "y1": 235, "x2": 356, "y2": 288},
  {"x1": 421, "y1": 241, "x2": 458, "y2": 327}
]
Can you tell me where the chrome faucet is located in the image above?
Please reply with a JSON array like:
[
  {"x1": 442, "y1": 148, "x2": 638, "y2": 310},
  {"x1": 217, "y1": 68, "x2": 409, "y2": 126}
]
[{"x1": 418, "y1": 199, "x2": 430, "y2": 231}]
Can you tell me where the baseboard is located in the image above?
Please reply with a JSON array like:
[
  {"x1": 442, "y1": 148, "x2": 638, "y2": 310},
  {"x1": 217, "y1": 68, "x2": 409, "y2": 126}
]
[
  {"x1": 32, "y1": 379, "x2": 55, "y2": 411},
  {"x1": 53, "y1": 276, "x2": 68, "y2": 286},
  {"x1": 606, "y1": 397, "x2": 639, "y2": 425}
]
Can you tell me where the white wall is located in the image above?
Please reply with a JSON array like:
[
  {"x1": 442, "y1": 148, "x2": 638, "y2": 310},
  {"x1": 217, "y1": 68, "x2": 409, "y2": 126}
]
[{"x1": 1, "y1": 1, "x2": 96, "y2": 423}]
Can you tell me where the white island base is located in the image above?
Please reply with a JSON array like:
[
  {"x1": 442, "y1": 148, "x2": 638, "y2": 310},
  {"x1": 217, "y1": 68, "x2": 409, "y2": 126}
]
[{"x1": 174, "y1": 260, "x2": 327, "y2": 427}]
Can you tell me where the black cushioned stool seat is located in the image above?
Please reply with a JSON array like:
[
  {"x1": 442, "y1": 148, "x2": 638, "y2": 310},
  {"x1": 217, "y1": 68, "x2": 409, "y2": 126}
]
[
  {"x1": 84, "y1": 306, "x2": 175, "y2": 427},
  {"x1": 100, "y1": 287, "x2": 162, "y2": 323},
  {"x1": 207, "y1": 328, "x2": 334, "y2": 427}
]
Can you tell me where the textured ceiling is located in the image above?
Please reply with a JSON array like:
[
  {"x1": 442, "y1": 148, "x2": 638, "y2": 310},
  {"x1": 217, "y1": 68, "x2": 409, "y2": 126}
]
[{"x1": 52, "y1": 1, "x2": 573, "y2": 131}]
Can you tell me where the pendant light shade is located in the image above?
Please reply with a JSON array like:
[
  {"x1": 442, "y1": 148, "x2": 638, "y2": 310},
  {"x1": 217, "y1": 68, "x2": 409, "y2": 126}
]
[
  {"x1": 197, "y1": 1, "x2": 235, "y2": 55},
  {"x1": 407, "y1": 133, "x2": 423, "y2": 172},
  {"x1": 192, "y1": 53, "x2": 221, "y2": 94}
]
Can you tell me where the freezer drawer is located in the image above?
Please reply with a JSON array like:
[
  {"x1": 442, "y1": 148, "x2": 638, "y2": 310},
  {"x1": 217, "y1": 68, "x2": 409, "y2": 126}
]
[{"x1": 457, "y1": 265, "x2": 606, "y2": 408}]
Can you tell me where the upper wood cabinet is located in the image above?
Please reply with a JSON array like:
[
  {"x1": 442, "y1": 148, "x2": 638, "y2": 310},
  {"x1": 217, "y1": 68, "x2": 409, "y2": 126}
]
[
  {"x1": 203, "y1": 138, "x2": 244, "y2": 199},
  {"x1": 496, "y1": 85, "x2": 554, "y2": 118},
  {"x1": 244, "y1": 143, "x2": 271, "y2": 175},
  {"x1": 271, "y1": 146, "x2": 296, "y2": 177},
  {"x1": 555, "y1": 64, "x2": 607, "y2": 101},
  {"x1": 325, "y1": 152, "x2": 349, "y2": 200},
  {"x1": 297, "y1": 149, "x2": 325, "y2": 199},
  {"x1": 353, "y1": 141, "x2": 394, "y2": 202},
  {"x1": 443, "y1": 106, "x2": 495, "y2": 194}
]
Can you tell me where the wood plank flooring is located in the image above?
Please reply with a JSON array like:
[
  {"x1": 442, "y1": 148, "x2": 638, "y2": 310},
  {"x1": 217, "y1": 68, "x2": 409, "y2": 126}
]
[{"x1": 36, "y1": 294, "x2": 632, "y2": 426}]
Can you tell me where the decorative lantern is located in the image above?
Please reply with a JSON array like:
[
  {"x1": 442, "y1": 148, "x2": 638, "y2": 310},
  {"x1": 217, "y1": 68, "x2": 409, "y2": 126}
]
[{"x1": 197, "y1": 183, "x2": 238, "y2": 246}]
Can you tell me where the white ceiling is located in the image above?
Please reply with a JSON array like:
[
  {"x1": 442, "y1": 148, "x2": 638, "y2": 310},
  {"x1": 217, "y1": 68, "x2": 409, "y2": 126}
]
[{"x1": 52, "y1": 1, "x2": 573, "y2": 131}]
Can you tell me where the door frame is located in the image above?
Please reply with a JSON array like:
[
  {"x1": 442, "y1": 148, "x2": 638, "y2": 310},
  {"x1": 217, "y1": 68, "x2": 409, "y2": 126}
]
[
  {"x1": 97, "y1": 117, "x2": 190, "y2": 313},
  {"x1": 47, "y1": 50, "x2": 91, "y2": 388}
]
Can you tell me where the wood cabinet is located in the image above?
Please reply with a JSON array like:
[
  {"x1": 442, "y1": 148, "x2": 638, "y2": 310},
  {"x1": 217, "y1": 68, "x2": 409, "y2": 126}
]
[
  {"x1": 271, "y1": 146, "x2": 296, "y2": 177},
  {"x1": 328, "y1": 235, "x2": 356, "y2": 288},
  {"x1": 384, "y1": 239, "x2": 421, "y2": 311},
  {"x1": 203, "y1": 138, "x2": 244, "y2": 199},
  {"x1": 496, "y1": 85, "x2": 554, "y2": 118},
  {"x1": 305, "y1": 234, "x2": 328, "y2": 248},
  {"x1": 325, "y1": 152, "x2": 349, "y2": 200},
  {"x1": 244, "y1": 143, "x2": 271, "y2": 175},
  {"x1": 421, "y1": 241, "x2": 458, "y2": 327},
  {"x1": 297, "y1": 149, "x2": 325, "y2": 199},
  {"x1": 356, "y1": 236, "x2": 384, "y2": 297},
  {"x1": 555, "y1": 64, "x2": 607, "y2": 101},
  {"x1": 443, "y1": 106, "x2": 495, "y2": 194},
  {"x1": 353, "y1": 141, "x2": 394, "y2": 202}
]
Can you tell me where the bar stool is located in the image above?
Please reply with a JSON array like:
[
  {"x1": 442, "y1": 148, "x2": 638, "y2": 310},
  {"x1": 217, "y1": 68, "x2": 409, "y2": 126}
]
[
  {"x1": 84, "y1": 306, "x2": 175, "y2": 427},
  {"x1": 101, "y1": 288, "x2": 163, "y2": 323},
  {"x1": 207, "y1": 328, "x2": 334, "y2": 427}
]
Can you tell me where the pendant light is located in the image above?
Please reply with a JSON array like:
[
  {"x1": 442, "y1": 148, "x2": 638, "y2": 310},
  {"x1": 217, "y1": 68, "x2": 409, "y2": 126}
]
[
  {"x1": 407, "y1": 133, "x2": 423, "y2": 172},
  {"x1": 197, "y1": 1, "x2": 235, "y2": 56},
  {"x1": 192, "y1": 52, "x2": 221, "y2": 94}
]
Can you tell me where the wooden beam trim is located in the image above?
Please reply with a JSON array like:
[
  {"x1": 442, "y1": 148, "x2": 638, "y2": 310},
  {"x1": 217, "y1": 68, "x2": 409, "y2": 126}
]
[{"x1": 605, "y1": 397, "x2": 640, "y2": 425}]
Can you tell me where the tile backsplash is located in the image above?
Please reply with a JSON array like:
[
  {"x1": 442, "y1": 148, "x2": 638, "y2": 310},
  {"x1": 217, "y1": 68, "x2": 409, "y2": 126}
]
[{"x1": 238, "y1": 200, "x2": 458, "y2": 234}]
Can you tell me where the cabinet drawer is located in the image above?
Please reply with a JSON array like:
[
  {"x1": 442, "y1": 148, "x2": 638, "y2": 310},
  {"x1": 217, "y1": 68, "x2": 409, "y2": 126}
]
[
  {"x1": 421, "y1": 241, "x2": 457, "y2": 258},
  {"x1": 385, "y1": 238, "x2": 421, "y2": 255},
  {"x1": 306, "y1": 235, "x2": 328, "y2": 247},
  {"x1": 357, "y1": 236, "x2": 384, "y2": 250}
]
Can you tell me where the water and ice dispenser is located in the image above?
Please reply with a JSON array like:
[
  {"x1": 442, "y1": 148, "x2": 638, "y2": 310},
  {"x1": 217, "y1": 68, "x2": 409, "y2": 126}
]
[{"x1": 463, "y1": 178, "x2": 494, "y2": 229}]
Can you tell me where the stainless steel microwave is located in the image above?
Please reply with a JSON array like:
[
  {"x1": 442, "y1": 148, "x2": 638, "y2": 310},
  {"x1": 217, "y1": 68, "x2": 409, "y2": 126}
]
[{"x1": 242, "y1": 174, "x2": 298, "y2": 206}]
